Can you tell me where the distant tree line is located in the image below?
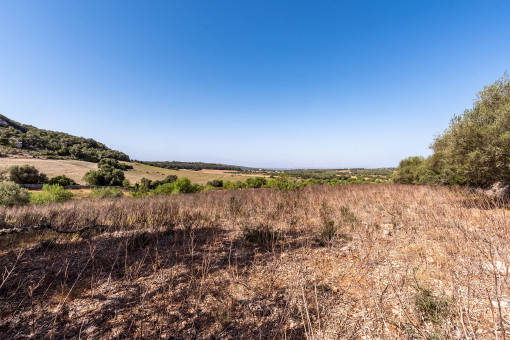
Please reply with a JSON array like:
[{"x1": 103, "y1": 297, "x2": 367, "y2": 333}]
[
  {"x1": 139, "y1": 161, "x2": 251, "y2": 171},
  {"x1": 393, "y1": 73, "x2": 510, "y2": 188},
  {"x1": 0, "y1": 114, "x2": 130, "y2": 162}
]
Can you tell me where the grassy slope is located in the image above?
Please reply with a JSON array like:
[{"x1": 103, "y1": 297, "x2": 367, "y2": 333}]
[{"x1": 0, "y1": 157, "x2": 260, "y2": 185}]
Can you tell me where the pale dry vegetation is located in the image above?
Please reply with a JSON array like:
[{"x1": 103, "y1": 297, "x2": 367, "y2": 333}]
[{"x1": 0, "y1": 184, "x2": 509, "y2": 339}]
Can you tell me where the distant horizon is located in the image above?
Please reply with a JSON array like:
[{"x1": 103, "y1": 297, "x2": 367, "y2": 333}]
[{"x1": 1, "y1": 1, "x2": 509, "y2": 168}]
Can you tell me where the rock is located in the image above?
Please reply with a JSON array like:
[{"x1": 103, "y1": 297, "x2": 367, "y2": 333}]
[
  {"x1": 474, "y1": 182, "x2": 510, "y2": 200},
  {"x1": 381, "y1": 223, "x2": 394, "y2": 237}
]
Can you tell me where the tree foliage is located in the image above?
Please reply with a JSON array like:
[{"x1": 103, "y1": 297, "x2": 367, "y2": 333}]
[
  {"x1": 394, "y1": 73, "x2": 510, "y2": 187},
  {"x1": 0, "y1": 114, "x2": 130, "y2": 162},
  {"x1": 7, "y1": 164, "x2": 48, "y2": 184}
]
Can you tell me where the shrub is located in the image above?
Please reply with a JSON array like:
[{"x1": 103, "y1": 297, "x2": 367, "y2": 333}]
[
  {"x1": 246, "y1": 177, "x2": 267, "y2": 188},
  {"x1": 151, "y1": 177, "x2": 202, "y2": 195},
  {"x1": 98, "y1": 158, "x2": 133, "y2": 171},
  {"x1": 30, "y1": 184, "x2": 74, "y2": 205},
  {"x1": 151, "y1": 175, "x2": 178, "y2": 188},
  {"x1": 83, "y1": 166, "x2": 125, "y2": 186},
  {"x1": 48, "y1": 175, "x2": 77, "y2": 186},
  {"x1": 223, "y1": 180, "x2": 247, "y2": 190},
  {"x1": 8, "y1": 164, "x2": 48, "y2": 184},
  {"x1": 0, "y1": 181, "x2": 30, "y2": 207},
  {"x1": 207, "y1": 179, "x2": 223, "y2": 188},
  {"x1": 414, "y1": 286, "x2": 451, "y2": 324},
  {"x1": 242, "y1": 224, "x2": 281, "y2": 246},
  {"x1": 267, "y1": 174, "x2": 302, "y2": 190},
  {"x1": 317, "y1": 220, "x2": 338, "y2": 245},
  {"x1": 90, "y1": 187, "x2": 124, "y2": 198}
]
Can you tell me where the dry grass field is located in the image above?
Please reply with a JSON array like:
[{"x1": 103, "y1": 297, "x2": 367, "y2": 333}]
[
  {"x1": 0, "y1": 157, "x2": 259, "y2": 185},
  {"x1": 0, "y1": 184, "x2": 509, "y2": 339}
]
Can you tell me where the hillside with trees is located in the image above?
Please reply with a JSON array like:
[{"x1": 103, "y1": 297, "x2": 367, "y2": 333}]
[
  {"x1": 0, "y1": 114, "x2": 129, "y2": 162},
  {"x1": 393, "y1": 73, "x2": 510, "y2": 188}
]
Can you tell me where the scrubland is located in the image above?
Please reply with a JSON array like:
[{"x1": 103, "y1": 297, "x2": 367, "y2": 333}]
[
  {"x1": 0, "y1": 184, "x2": 508, "y2": 339},
  {"x1": 0, "y1": 157, "x2": 258, "y2": 185}
]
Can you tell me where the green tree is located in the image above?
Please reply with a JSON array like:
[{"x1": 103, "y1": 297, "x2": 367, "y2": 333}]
[
  {"x1": 7, "y1": 164, "x2": 47, "y2": 184},
  {"x1": 431, "y1": 73, "x2": 510, "y2": 187}
]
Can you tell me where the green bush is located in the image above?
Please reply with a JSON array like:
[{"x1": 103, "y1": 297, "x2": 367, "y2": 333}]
[
  {"x1": 151, "y1": 177, "x2": 202, "y2": 195},
  {"x1": 0, "y1": 181, "x2": 30, "y2": 207},
  {"x1": 48, "y1": 175, "x2": 77, "y2": 186},
  {"x1": 7, "y1": 164, "x2": 48, "y2": 184},
  {"x1": 30, "y1": 184, "x2": 74, "y2": 205},
  {"x1": 151, "y1": 175, "x2": 178, "y2": 188},
  {"x1": 90, "y1": 187, "x2": 124, "y2": 198},
  {"x1": 266, "y1": 174, "x2": 302, "y2": 190},
  {"x1": 83, "y1": 165, "x2": 125, "y2": 186},
  {"x1": 246, "y1": 177, "x2": 267, "y2": 188}
]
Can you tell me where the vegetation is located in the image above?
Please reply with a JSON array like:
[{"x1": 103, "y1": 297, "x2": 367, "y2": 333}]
[
  {"x1": 0, "y1": 181, "x2": 30, "y2": 206},
  {"x1": 139, "y1": 160, "x2": 253, "y2": 171},
  {"x1": 0, "y1": 184, "x2": 506, "y2": 338},
  {"x1": 4, "y1": 164, "x2": 48, "y2": 184},
  {"x1": 89, "y1": 187, "x2": 124, "y2": 198},
  {"x1": 394, "y1": 73, "x2": 510, "y2": 188},
  {"x1": 98, "y1": 158, "x2": 133, "y2": 171},
  {"x1": 0, "y1": 114, "x2": 129, "y2": 162},
  {"x1": 48, "y1": 175, "x2": 77, "y2": 186},
  {"x1": 151, "y1": 177, "x2": 201, "y2": 195},
  {"x1": 30, "y1": 184, "x2": 74, "y2": 204},
  {"x1": 83, "y1": 164, "x2": 125, "y2": 186}
]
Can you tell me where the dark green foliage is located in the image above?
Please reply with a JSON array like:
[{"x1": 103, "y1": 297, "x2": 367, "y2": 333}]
[
  {"x1": 245, "y1": 177, "x2": 267, "y2": 188},
  {"x1": 98, "y1": 158, "x2": 133, "y2": 170},
  {"x1": 0, "y1": 114, "x2": 129, "y2": 162},
  {"x1": 7, "y1": 164, "x2": 48, "y2": 184},
  {"x1": 395, "y1": 73, "x2": 510, "y2": 188},
  {"x1": 140, "y1": 161, "x2": 253, "y2": 171},
  {"x1": 0, "y1": 181, "x2": 30, "y2": 206},
  {"x1": 48, "y1": 175, "x2": 77, "y2": 186},
  {"x1": 430, "y1": 73, "x2": 510, "y2": 187},
  {"x1": 207, "y1": 179, "x2": 223, "y2": 187},
  {"x1": 83, "y1": 165, "x2": 125, "y2": 186},
  {"x1": 392, "y1": 156, "x2": 438, "y2": 185}
]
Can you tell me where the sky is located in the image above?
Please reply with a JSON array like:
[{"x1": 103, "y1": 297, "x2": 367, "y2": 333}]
[{"x1": 0, "y1": 1, "x2": 509, "y2": 169}]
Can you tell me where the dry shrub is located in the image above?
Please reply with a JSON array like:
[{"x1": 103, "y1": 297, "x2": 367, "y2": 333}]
[{"x1": 0, "y1": 184, "x2": 508, "y2": 339}]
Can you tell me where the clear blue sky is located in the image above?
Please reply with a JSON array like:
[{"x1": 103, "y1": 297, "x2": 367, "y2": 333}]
[{"x1": 1, "y1": 1, "x2": 509, "y2": 168}]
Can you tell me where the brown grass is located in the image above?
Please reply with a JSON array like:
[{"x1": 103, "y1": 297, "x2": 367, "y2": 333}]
[{"x1": 0, "y1": 184, "x2": 508, "y2": 339}]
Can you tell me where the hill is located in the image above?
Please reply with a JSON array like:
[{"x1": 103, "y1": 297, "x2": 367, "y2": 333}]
[{"x1": 0, "y1": 114, "x2": 129, "y2": 162}]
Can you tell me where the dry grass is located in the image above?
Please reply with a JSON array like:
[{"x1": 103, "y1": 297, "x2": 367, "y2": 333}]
[
  {"x1": 0, "y1": 184, "x2": 509, "y2": 339},
  {"x1": 0, "y1": 157, "x2": 258, "y2": 185}
]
